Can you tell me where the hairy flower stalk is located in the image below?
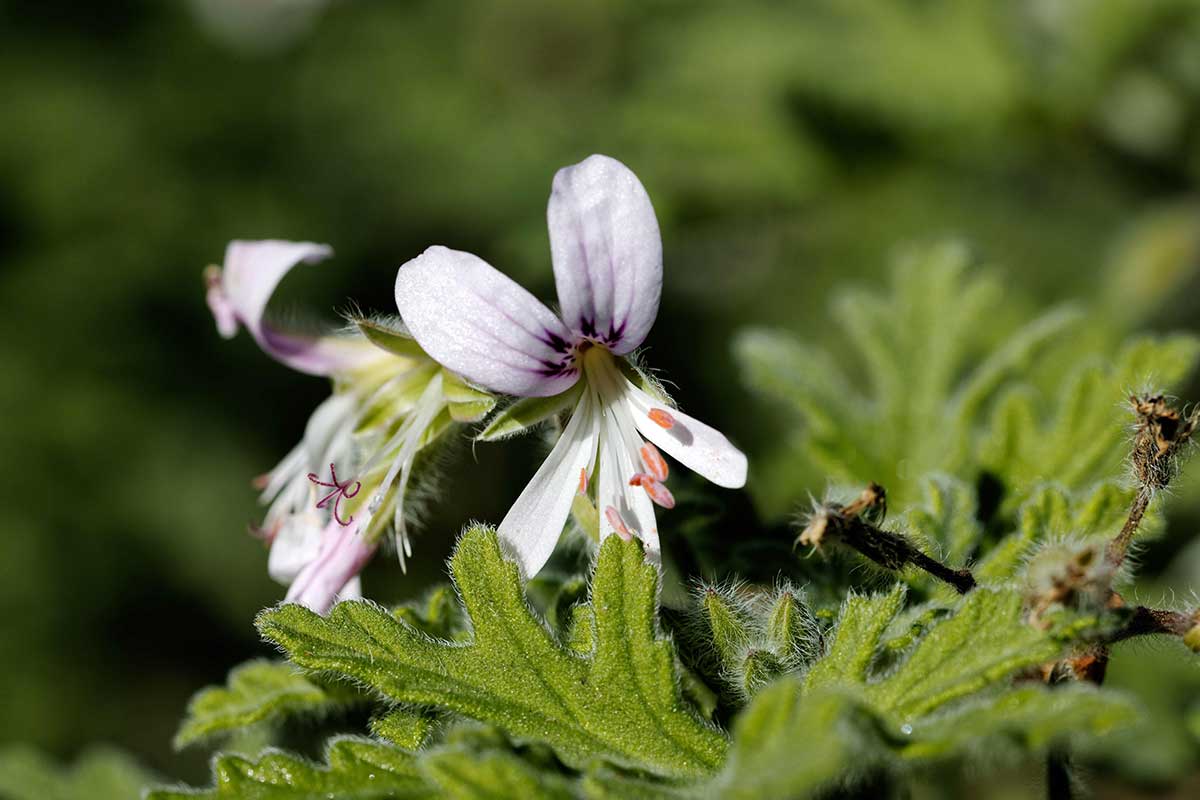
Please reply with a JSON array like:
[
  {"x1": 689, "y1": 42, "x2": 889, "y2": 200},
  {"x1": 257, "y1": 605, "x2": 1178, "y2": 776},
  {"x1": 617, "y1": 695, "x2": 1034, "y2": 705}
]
[
  {"x1": 393, "y1": 155, "x2": 747, "y2": 578},
  {"x1": 206, "y1": 240, "x2": 492, "y2": 612}
]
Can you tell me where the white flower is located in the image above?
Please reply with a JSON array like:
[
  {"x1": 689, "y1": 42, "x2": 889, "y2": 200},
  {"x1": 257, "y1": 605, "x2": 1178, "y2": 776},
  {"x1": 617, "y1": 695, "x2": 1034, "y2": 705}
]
[
  {"x1": 207, "y1": 240, "x2": 490, "y2": 612},
  {"x1": 394, "y1": 155, "x2": 747, "y2": 578}
]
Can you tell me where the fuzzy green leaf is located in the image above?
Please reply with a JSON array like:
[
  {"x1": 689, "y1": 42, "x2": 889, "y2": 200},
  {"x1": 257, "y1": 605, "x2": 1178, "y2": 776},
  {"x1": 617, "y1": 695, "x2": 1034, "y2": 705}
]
[
  {"x1": 257, "y1": 526, "x2": 727, "y2": 779},
  {"x1": 420, "y1": 746, "x2": 576, "y2": 800},
  {"x1": 898, "y1": 685, "x2": 1136, "y2": 762},
  {"x1": 981, "y1": 334, "x2": 1200, "y2": 508},
  {"x1": 370, "y1": 710, "x2": 432, "y2": 749},
  {"x1": 146, "y1": 738, "x2": 429, "y2": 800},
  {"x1": 393, "y1": 585, "x2": 470, "y2": 641},
  {"x1": 708, "y1": 686, "x2": 877, "y2": 800},
  {"x1": 737, "y1": 242, "x2": 1080, "y2": 512},
  {"x1": 174, "y1": 660, "x2": 363, "y2": 749},
  {"x1": 806, "y1": 586, "x2": 1062, "y2": 723}
]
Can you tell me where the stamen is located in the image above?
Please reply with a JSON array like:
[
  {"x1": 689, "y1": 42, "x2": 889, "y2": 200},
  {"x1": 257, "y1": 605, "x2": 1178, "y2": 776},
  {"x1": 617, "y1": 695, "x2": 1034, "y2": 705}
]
[
  {"x1": 648, "y1": 408, "x2": 675, "y2": 429},
  {"x1": 307, "y1": 463, "x2": 361, "y2": 527},
  {"x1": 628, "y1": 473, "x2": 649, "y2": 487},
  {"x1": 578, "y1": 467, "x2": 588, "y2": 494},
  {"x1": 604, "y1": 506, "x2": 633, "y2": 541},
  {"x1": 639, "y1": 442, "x2": 669, "y2": 482},
  {"x1": 251, "y1": 472, "x2": 271, "y2": 491},
  {"x1": 640, "y1": 477, "x2": 676, "y2": 509}
]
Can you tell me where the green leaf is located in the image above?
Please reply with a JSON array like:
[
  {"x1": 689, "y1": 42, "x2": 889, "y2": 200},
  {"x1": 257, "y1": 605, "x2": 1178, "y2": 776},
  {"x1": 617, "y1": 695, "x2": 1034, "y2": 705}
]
[
  {"x1": 146, "y1": 737, "x2": 430, "y2": 800},
  {"x1": 737, "y1": 242, "x2": 1079, "y2": 512},
  {"x1": 174, "y1": 660, "x2": 363, "y2": 749},
  {"x1": 393, "y1": 585, "x2": 470, "y2": 641},
  {"x1": 420, "y1": 746, "x2": 576, "y2": 800},
  {"x1": 371, "y1": 709, "x2": 433, "y2": 749},
  {"x1": 806, "y1": 586, "x2": 1062, "y2": 722},
  {"x1": 257, "y1": 526, "x2": 727, "y2": 779},
  {"x1": 708, "y1": 686, "x2": 878, "y2": 800},
  {"x1": 804, "y1": 584, "x2": 907, "y2": 691},
  {"x1": 981, "y1": 334, "x2": 1200, "y2": 508},
  {"x1": 898, "y1": 685, "x2": 1136, "y2": 762},
  {"x1": 0, "y1": 746, "x2": 158, "y2": 800},
  {"x1": 974, "y1": 483, "x2": 1143, "y2": 584},
  {"x1": 476, "y1": 384, "x2": 582, "y2": 442}
]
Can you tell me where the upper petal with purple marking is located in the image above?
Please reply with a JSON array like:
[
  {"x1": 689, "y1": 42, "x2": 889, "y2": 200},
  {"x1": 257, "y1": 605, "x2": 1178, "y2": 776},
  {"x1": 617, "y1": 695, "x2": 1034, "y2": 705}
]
[
  {"x1": 395, "y1": 246, "x2": 581, "y2": 397},
  {"x1": 548, "y1": 155, "x2": 662, "y2": 354}
]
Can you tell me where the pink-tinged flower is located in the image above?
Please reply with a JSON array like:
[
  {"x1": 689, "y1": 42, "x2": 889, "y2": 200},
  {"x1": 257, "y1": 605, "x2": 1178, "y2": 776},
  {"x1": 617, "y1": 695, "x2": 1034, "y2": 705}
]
[
  {"x1": 208, "y1": 240, "x2": 493, "y2": 613},
  {"x1": 205, "y1": 240, "x2": 388, "y2": 376},
  {"x1": 394, "y1": 155, "x2": 747, "y2": 578}
]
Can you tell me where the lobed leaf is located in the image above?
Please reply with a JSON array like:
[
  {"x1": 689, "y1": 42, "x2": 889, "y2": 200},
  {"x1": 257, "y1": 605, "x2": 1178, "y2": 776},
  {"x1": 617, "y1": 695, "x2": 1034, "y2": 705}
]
[{"x1": 257, "y1": 526, "x2": 727, "y2": 779}]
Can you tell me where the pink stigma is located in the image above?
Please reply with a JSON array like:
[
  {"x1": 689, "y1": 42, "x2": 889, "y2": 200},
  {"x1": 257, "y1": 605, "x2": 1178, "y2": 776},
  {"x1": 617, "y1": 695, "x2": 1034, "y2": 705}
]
[{"x1": 307, "y1": 463, "x2": 361, "y2": 527}]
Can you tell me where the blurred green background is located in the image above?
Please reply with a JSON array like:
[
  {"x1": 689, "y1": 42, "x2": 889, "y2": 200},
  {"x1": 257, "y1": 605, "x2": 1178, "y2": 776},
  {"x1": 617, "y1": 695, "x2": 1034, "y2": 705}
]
[{"x1": 3, "y1": 0, "x2": 1200, "y2": 793}]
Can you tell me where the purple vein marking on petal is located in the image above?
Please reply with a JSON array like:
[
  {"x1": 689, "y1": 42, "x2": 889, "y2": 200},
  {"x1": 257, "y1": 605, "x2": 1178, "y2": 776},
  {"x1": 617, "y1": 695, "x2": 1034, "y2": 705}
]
[
  {"x1": 604, "y1": 200, "x2": 618, "y2": 344},
  {"x1": 573, "y1": 212, "x2": 595, "y2": 332},
  {"x1": 456, "y1": 331, "x2": 569, "y2": 377},
  {"x1": 467, "y1": 286, "x2": 572, "y2": 352},
  {"x1": 458, "y1": 313, "x2": 570, "y2": 371}
]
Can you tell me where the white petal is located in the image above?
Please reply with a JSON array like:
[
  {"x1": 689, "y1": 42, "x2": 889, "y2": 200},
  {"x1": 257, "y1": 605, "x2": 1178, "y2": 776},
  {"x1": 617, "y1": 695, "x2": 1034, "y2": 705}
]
[
  {"x1": 220, "y1": 239, "x2": 381, "y2": 376},
  {"x1": 497, "y1": 391, "x2": 599, "y2": 578},
  {"x1": 301, "y1": 392, "x2": 358, "y2": 472},
  {"x1": 284, "y1": 521, "x2": 377, "y2": 614},
  {"x1": 597, "y1": 401, "x2": 660, "y2": 564},
  {"x1": 267, "y1": 513, "x2": 324, "y2": 584},
  {"x1": 548, "y1": 155, "x2": 662, "y2": 354},
  {"x1": 627, "y1": 384, "x2": 747, "y2": 489},
  {"x1": 395, "y1": 246, "x2": 580, "y2": 397}
]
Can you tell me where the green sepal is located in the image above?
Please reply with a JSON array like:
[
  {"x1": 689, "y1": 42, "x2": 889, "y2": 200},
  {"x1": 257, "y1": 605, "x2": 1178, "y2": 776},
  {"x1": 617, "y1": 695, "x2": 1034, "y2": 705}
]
[
  {"x1": 476, "y1": 383, "x2": 583, "y2": 442},
  {"x1": 355, "y1": 315, "x2": 429, "y2": 359},
  {"x1": 442, "y1": 369, "x2": 496, "y2": 423}
]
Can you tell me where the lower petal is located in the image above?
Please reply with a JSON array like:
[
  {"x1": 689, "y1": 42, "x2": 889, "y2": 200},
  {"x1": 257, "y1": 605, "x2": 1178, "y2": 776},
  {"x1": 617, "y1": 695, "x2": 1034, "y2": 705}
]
[
  {"x1": 497, "y1": 391, "x2": 599, "y2": 578},
  {"x1": 626, "y1": 384, "x2": 748, "y2": 489}
]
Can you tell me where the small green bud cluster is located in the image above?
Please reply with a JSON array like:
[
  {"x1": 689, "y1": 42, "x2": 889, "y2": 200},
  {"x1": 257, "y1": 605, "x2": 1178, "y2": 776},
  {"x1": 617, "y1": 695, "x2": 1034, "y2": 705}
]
[{"x1": 693, "y1": 582, "x2": 822, "y2": 701}]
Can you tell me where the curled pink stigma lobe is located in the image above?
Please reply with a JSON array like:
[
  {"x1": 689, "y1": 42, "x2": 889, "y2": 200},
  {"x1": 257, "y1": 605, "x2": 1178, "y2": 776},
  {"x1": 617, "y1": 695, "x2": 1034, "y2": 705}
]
[{"x1": 307, "y1": 462, "x2": 361, "y2": 527}]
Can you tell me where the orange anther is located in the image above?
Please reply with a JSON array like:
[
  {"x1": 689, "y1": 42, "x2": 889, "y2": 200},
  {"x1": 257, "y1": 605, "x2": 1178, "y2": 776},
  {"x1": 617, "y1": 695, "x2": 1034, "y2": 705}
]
[
  {"x1": 639, "y1": 442, "x2": 669, "y2": 482},
  {"x1": 648, "y1": 408, "x2": 675, "y2": 429},
  {"x1": 578, "y1": 467, "x2": 588, "y2": 494}
]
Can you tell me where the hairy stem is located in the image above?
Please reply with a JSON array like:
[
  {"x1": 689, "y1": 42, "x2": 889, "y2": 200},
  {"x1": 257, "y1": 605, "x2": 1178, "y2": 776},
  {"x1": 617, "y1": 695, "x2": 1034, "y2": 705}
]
[
  {"x1": 1106, "y1": 489, "x2": 1151, "y2": 568},
  {"x1": 1109, "y1": 605, "x2": 1193, "y2": 644}
]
